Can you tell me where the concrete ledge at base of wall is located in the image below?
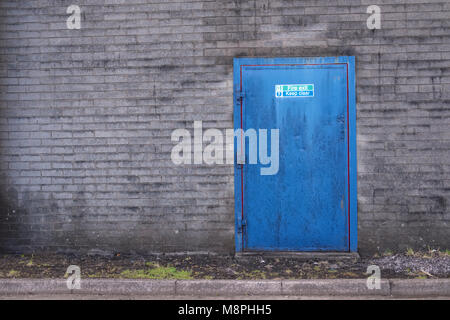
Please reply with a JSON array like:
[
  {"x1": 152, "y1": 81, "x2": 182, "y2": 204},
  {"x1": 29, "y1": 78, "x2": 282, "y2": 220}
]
[{"x1": 0, "y1": 279, "x2": 448, "y2": 297}]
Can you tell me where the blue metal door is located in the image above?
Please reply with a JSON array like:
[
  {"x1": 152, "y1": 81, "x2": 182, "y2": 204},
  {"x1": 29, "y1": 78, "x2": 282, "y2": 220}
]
[{"x1": 234, "y1": 57, "x2": 357, "y2": 252}]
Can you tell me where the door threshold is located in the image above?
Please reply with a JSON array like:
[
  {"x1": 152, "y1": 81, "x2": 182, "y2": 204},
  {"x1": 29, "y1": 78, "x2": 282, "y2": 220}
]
[{"x1": 235, "y1": 251, "x2": 360, "y2": 262}]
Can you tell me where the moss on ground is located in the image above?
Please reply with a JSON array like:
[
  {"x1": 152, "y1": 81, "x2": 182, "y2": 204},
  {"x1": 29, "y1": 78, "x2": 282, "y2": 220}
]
[{"x1": 120, "y1": 263, "x2": 192, "y2": 280}]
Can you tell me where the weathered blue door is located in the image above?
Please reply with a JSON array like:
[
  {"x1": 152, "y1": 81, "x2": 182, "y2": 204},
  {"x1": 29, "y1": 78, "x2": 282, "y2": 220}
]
[{"x1": 234, "y1": 57, "x2": 357, "y2": 252}]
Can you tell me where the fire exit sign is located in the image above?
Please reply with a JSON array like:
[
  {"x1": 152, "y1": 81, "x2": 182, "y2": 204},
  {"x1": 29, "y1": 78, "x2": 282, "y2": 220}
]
[{"x1": 275, "y1": 84, "x2": 314, "y2": 98}]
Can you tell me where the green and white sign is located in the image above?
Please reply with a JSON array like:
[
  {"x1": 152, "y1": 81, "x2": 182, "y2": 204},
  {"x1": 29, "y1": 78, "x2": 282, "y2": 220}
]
[{"x1": 275, "y1": 84, "x2": 314, "y2": 98}]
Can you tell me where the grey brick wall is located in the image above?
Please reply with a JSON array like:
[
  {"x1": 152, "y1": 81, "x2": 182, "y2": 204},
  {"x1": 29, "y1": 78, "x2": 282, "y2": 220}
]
[{"x1": 0, "y1": 0, "x2": 449, "y2": 255}]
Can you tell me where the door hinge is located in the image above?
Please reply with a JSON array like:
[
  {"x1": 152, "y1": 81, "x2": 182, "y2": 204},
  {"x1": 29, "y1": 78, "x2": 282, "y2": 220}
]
[
  {"x1": 238, "y1": 219, "x2": 247, "y2": 233},
  {"x1": 236, "y1": 91, "x2": 244, "y2": 103}
]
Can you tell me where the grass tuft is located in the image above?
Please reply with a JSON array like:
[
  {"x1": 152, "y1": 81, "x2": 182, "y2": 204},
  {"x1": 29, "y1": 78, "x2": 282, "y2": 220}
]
[
  {"x1": 7, "y1": 270, "x2": 20, "y2": 278},
  {"x1": 120, "y1": 264, "x2": 192, "y2": 280}
]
